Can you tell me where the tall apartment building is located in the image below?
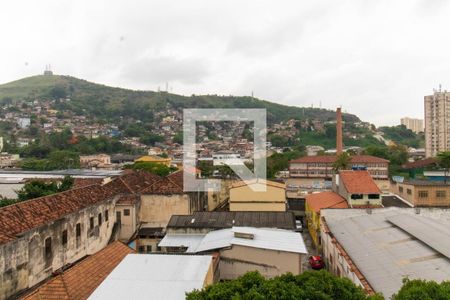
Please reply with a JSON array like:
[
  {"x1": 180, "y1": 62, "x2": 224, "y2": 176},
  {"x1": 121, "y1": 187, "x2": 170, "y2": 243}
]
[
  {"x1": 400, "y1": 117, "x2": 423, "y2": 133},
  {"x1": 424, "y1": 89, "x2": 450, "y2": 157}
]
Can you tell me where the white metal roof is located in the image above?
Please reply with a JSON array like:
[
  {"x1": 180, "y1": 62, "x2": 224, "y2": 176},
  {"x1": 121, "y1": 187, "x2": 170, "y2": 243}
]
[
  {"x1": 190, "y1": 226, "x2": 307, "y2": 254},
  {"x1": 88, "y1": 254, "x2": 212, "y2": 300},
  {"x1": 159, "y1": 227, "x2": 307, "y2": 254},
  {"x1": 158, "y1": 234, "x2": 205, "y2": 252},
  {"x1": 322, "y1": 208, "x2": 450, "y2": 298}
]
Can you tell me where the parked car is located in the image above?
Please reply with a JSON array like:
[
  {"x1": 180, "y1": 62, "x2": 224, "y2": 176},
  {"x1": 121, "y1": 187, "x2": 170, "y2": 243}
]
[
  {"x1": 309, "y1": 255, "x2": 325, "y2": 270},
  {"x1": 295, "y1": 219, "x2": 303, "y2": 232}
]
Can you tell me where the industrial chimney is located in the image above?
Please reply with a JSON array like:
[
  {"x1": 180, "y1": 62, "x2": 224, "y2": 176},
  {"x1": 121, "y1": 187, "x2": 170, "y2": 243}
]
[{"x1": 336, "y1": 107, "x2": 343, "y2": 155}]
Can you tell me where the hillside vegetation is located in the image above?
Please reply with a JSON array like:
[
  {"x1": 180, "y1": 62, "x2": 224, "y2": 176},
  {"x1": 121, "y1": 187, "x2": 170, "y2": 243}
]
[{"x1": 0, "y1": 75, "x2": 360, "y2": 124}]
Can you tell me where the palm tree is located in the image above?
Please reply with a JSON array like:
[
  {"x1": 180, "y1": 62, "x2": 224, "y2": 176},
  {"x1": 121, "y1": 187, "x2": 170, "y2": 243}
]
[
  {"x1": 333, "y1": 152, "x2": 352, "y2": 172},
  {"x1": 437, "y1": 151, "x2": 450, "y2": 184}
]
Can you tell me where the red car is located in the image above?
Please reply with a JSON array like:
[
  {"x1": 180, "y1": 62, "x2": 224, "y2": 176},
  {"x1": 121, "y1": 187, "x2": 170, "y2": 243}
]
[{"x1": 309, "y1": 255, "x2": 325, "y2": 270}]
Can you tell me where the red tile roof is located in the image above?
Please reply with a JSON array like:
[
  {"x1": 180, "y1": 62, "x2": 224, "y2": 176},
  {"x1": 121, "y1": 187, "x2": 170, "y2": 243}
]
[
  {"x1": 290, "y1": 155, "x2": 389, "y2": 164},
  {"x1": 140, "y1": 170, "x2": 185, "y2": 194},
  {"x1": 306, "y1": 192, "x2": 348, "y2": 213},
  {"x1": 402, "y1": 158, "x2": 438, "y2": 169},
  {"x1": 339, "y1": 170, "x2": 381, "y2": 194},
  {"x1": 72, "y1": 178, "x2": 104, "y2": 189},
  {"x1": 103, "y1": 170, "x2": 162, "y2": 194},
  {"x1": 0, "y1": 184, "x2": 117, "y2": 245},
  {"x1": 22, "y1": 241, "x2": 134, "y2": 300}
]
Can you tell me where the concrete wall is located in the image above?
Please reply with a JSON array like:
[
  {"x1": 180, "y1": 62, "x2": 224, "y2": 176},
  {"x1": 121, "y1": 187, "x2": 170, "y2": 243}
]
[
  {"x1": 320, "y1": 221, "x2": 365, "y2": 290},
  {"x1": 229, "y1": 183, "x2": 286, "y2": 212},
  {"x1": 219, "y1": 245, "x2": 302, "y2": 280},
  {"x1": 140, "y1": 192, "x2": 207, "y2": 228},
  {"x1": 116, "y1": 203, "x2": 138, "y2": 242},
  {"x1": 207, "y1": 179, "x2": 235, "y2": 211},
  {"x1": 337, "y1": 180, "x2": 381, "y2": 207},
  {"x1": 0, "y1": 197, "x2": 117, "y2": 299},
  {"x1": 390, "y1": 182, "x2": 450, "y2": 207}
]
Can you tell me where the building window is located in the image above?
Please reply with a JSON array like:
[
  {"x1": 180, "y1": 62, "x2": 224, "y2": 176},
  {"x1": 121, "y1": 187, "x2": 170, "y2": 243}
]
[
  {"x1": 436, "y1": 190, "x2": 446, "y2": 198},
  {"x1": 407, "y1": 189, "x2": 412, "y2": 195},
  {"x1": 138, "y1": 246, "x2": 145, "y2": 253},
  {"x1": 351, "y1": 194, "x2": 363, "y2": 199},
  {"x1": 399, "y1": 187, "x2": 404, "y2": 193},
  {"x1": 90, "y1": 217, "x2": 94, "y2": 229},
  {"x1": 105, "y1": 210, "x2": 109, "y2": 222},
  {"x1": 368, "y1": 194, "x2": 379, "y2": 199},
  {"x1": 98, "y1": 213, "x2": 102, "y2": 226},
  {"x1": 146, "y1": 245, "x2": 152, "y2": 253},
  {"x1": 44, "y1": 237, "x2": 52, "y2": 259},
  {"x1": 76, "y1": 223, "x2": 81, "y2": 238},
  {"x1": 124, "y1": 209, "x2": 130, "y2": 216},
  {"x1": 62, "y1": 230, "x2": 68, "y2": 246},
  {"x1": 418, "y1": 191, "x2": 428, "y2": 198}
]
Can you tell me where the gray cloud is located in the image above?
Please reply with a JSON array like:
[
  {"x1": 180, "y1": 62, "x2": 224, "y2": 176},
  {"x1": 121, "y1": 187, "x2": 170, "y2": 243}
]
[
  {"x1": 119, "y1": 55, "x2": 210, "y2": 86},
  {"x1": 1, "y1": 0, "x2": 450, "y2": 125}
]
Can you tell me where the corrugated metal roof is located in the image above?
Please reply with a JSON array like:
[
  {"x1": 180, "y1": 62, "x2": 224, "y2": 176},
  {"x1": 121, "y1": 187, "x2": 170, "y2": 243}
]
[
  {"x1": 158, "y1": 235, "x2": 205, "y2": 252},
  {"x1": 323, "y1": 209, "x2": 450, "y2": 298},
  {"x1": 230, "y1": 227, "x2": 307, "y2": 254},
  {"x1": 386, "y1": 214, "x2": 450, "y2": 260},
  {"x1": 167, "y1": 211, "x2": 296, "y2": 230},
  {"x1": 88, "y1": 254, "x2": 212, "y2": 300},
  {"x1": 172, "y1": 226, "x2": 308, "y2": 254},
  {"x1": 160, "y1": 227, "x2": 307, "y2": 254}
]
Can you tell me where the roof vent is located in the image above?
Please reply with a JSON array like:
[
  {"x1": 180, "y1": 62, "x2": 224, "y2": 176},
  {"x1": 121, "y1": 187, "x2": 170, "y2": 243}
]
[{"x1": 234, "y1": 232, "x2": 254, "y2": 240}]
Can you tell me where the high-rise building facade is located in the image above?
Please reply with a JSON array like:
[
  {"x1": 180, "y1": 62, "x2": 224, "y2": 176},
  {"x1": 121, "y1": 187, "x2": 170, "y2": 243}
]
[
  {"x1": 424, "y1": 89, "x2": 450, "y2": 157},
  {"x1": 400, "y1": 117, "x2": 423, "y2": 133}
]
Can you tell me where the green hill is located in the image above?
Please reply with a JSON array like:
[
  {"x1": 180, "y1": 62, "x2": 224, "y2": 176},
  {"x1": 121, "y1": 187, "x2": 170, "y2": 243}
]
[{"x1": 0, "y1": 74, "x2": 360, "y2": 124}]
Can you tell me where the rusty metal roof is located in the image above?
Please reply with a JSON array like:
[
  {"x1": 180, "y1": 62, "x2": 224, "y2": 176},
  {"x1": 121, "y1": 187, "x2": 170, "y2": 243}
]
[{"x1": 167, "y1": 211, "x2": 296, "y2": 230}]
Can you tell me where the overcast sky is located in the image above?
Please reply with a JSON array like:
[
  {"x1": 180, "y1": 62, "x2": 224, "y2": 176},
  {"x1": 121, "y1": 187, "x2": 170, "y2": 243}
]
[{"x1": 1, "y1": 0, "x2": 449, "y2": 126}]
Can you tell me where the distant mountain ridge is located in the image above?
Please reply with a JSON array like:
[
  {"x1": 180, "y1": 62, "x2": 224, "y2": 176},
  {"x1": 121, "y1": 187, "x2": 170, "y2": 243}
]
[{"x1": 0, "y1": 74, "x2": 361, "y2": 124}]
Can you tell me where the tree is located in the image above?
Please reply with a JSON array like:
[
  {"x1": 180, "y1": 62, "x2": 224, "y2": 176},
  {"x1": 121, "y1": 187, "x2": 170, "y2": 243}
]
[
  {"x1": 186, "y1": 270, "x2": 383, "y2": 300},
  {"x1": 333, "y1": 152, "x2": 352, "y2": 172},
  {"x1": 437, "y1": 151, "x2": 450, "y2": 183},
  {"x1": 49, "y1": 85, "x2": 67, "y2": 99},
  {"x1": 173, "y1": 131, "x2": 183, "y2": 144},
  {"x1": 124, "y1": 161, "x2": 176, "y2": 176},
  {"x1": 16, "y1": 176, "x2": 74, "y2": 201},
  {"x1": 392, "y1": 278, "x2": 450, "y2": 300},
  {"x1": 364, "y1": 145, "x2": 389, "y2": 160},
  {"x1": 140, "y1": 133, "x2": 164, "y2": 146}
]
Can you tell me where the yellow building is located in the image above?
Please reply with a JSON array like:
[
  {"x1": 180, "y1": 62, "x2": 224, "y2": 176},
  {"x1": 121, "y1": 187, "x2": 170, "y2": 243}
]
[
  {"x1": 135, "y1": 155, "x2": 171, "y2": 166},
  {"x1": 305, "y1": 191, "x2": 348, "y2": 249},
  {"x1": 229, "y1": 179, "x2": 286, "y2": 212}
]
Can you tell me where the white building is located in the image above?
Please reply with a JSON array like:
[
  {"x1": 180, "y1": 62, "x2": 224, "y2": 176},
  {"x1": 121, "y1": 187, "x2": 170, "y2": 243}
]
[
  {"x1": 424, "y1": 89, "x2": 450, "y2": 157},
  {"x1": 401, "y1": 117, "x2": 424, "y2": 134},
  {"x1": 17, "y1": 117, "x2": 31, "y2": 129},
  {"x1": 212, "y1": 151, "x2": 243, "y2": 166},
  {"x1": 159, "y1": 226, "x2": 307, "y2": 279}
]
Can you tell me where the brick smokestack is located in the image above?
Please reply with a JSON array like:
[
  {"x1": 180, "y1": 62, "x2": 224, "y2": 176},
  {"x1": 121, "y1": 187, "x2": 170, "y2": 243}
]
[{"x1": 336, "y1": 107, "x2": 343, "y2": 155}]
